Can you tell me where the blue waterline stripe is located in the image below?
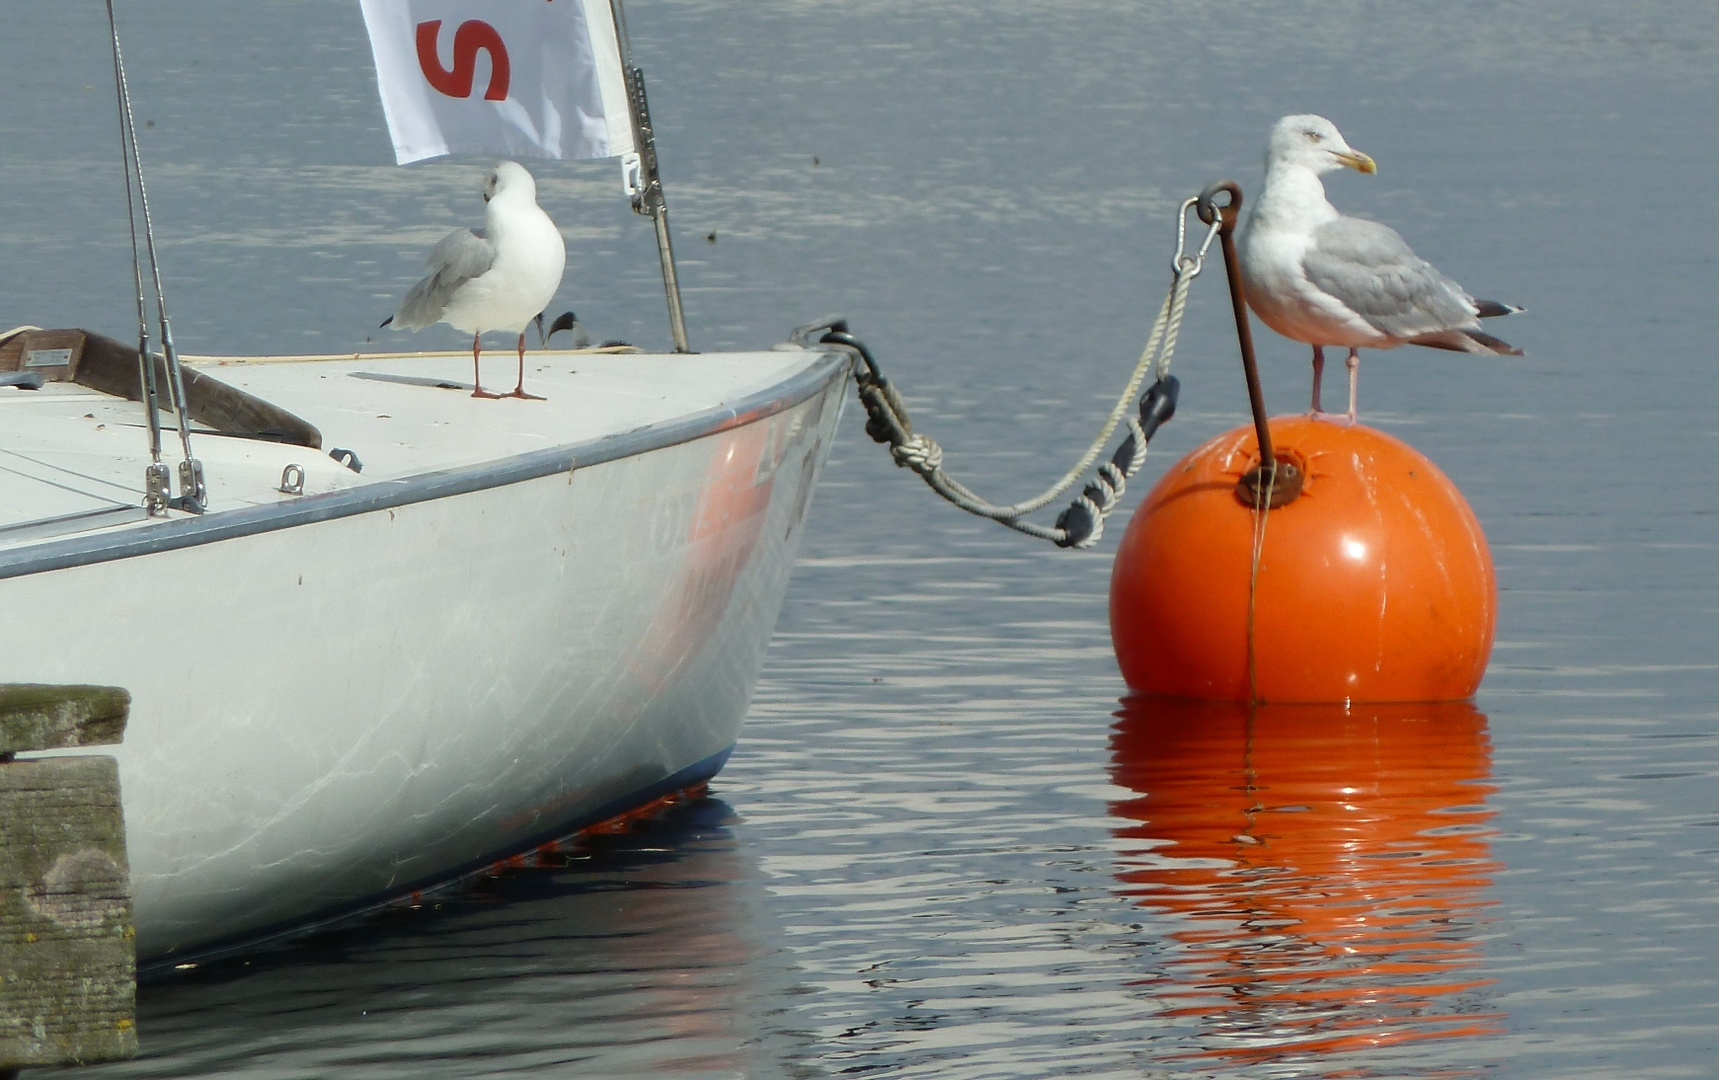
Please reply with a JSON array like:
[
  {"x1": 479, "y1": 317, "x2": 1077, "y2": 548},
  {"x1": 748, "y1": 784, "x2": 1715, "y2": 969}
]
[
  {"x1": 139, "y1": 743, "x2": 737, "y2": 975},
  {"x1": 1, "y1": 351, "x2": 850, "y2": 581}
]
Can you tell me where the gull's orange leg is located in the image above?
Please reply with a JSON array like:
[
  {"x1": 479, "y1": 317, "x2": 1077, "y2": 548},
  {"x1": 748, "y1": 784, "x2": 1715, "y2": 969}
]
[
  {"x1": 471, "y1": 332, "x2": 501, "y2": 399},
  {"x1": 1310, "y1": 345, "x2": 1326, "y2": 416},
  {"x1": 1345, "y1": 348, "x2": 1361, "y2": 422},
  {"x1": 505, "y1": 331, "x2": 546, "y2": 400}
]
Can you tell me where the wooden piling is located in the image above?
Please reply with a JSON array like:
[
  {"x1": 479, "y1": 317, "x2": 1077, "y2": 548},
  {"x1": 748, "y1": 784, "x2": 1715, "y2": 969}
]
[{"x1": 1, "y1": 685, "x2": 136, "y2": 1074}]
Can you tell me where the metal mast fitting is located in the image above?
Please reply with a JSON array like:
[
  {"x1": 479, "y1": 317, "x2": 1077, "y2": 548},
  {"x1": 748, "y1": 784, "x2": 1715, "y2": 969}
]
[{"x1": 610, "y1": 0, "x2": 691, "y2": 354}]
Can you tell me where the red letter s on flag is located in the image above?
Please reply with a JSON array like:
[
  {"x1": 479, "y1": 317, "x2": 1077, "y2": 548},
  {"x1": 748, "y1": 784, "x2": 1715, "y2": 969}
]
[{"x1": 415, "y1": 20, "x2": 511, "y2": 101}]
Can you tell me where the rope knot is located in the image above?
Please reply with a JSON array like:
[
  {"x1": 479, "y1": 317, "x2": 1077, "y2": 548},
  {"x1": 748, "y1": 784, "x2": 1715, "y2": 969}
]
[{"x1": 891, "y1": 434, "x2": 943, "y2": 475}]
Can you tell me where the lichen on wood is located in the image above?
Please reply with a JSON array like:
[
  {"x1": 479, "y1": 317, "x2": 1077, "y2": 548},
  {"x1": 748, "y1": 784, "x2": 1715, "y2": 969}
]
[
  {"x1": 1, "y1": 685, "x2": 134, "y2": 1069},
  {"x1": 0, "y1": 685, "x2": 130, "y2": 755}
]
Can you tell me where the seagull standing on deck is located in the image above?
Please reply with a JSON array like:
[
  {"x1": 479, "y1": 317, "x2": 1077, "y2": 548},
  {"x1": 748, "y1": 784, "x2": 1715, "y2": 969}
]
[
  {"x1": 383, "y1": 160, "x2": 566, "y2": 400},
  {"x1": 1237, "y1": 114, "x2": 1521, "y2": 421}
]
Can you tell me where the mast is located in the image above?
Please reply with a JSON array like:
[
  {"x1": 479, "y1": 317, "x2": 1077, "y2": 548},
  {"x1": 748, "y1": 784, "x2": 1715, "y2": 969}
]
[{"x1": 608, "y1": 0, "x2": 691, "y2": 354}]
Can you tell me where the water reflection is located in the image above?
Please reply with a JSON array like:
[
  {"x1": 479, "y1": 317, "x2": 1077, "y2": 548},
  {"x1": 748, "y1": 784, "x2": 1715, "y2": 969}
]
[
  {"x1": 81, "y1": 797, "x2": 817, "y2": 1079},
  {"x1": 1111, "y1": 697, "x2": 1504, "y2": 1070}
]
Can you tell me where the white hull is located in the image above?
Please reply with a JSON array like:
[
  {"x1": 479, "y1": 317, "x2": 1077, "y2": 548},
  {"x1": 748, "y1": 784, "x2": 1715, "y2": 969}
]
[{"x1": 0, "y1": 343, "x2": 848, "y2": 961}]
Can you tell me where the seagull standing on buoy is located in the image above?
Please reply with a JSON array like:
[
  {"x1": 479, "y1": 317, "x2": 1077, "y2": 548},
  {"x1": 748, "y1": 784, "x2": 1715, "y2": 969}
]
[
  {"x1": 1237, "y1": 114, "x2": 1521, "y2": 421},
  {"x1": 383, "y1": 160, "x2": 566, "y2": 399}
]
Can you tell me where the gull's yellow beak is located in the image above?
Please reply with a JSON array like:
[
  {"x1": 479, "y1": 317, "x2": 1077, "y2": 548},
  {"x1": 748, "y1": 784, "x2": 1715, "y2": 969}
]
[{"x1": 1338, "y1": 149, "x2": 1377, "y2": 175}]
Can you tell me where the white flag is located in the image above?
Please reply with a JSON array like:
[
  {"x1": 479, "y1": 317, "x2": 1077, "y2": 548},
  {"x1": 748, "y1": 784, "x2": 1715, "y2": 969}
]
[{"x1": 360, "y1": 0, "x2": 636, "y2": 165}]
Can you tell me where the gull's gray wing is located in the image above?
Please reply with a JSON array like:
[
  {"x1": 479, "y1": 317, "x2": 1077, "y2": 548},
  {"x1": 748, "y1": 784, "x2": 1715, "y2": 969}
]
[
  {"x1": 390, "y1": 227, "x2": 496, "y2": 329},
  {"x1": 1301, "y1": 216, "x2": 1479, "y2": 340}
]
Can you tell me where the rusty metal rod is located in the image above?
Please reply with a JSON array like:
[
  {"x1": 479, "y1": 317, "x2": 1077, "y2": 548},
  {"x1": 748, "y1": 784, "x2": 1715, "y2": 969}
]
[{"x1": 1198, "y1": 180, "x2": 1274, "y2": 470}]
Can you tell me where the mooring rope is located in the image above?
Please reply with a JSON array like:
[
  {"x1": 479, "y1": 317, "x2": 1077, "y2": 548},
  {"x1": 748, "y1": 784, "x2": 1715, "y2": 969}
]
[{"x1": 795, "y1": 198, "x2": 1221, "y2": 548}]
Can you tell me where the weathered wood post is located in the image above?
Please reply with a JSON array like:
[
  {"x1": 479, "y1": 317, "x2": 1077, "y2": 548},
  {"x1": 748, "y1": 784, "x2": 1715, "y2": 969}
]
[{"x1": 0, "y1": 685, "x2": 136, "y2": 1077}]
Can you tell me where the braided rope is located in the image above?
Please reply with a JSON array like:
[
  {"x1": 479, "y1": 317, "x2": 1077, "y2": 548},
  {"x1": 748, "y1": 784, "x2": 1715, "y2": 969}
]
[
  {"x1": 839, "y1": 277, "x2": 1179, "y2": 545},
  {"x1": 814, "y1": 198, "x2": 1217, "y2": 548}
]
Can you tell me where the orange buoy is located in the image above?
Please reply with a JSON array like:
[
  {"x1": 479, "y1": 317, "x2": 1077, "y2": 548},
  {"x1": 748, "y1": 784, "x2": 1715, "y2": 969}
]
[{"x1": 1110, "y1": 416, "x2": 1494, "y2": 703}]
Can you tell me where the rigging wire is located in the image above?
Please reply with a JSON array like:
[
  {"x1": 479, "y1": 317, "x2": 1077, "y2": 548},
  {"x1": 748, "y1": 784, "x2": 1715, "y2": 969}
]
[
  {"x1": 104, "y1": 0, "x2": 167, "y2": 513},
  {"x1": 104, "y1": 0, "x2": 206, "y2": 514}
]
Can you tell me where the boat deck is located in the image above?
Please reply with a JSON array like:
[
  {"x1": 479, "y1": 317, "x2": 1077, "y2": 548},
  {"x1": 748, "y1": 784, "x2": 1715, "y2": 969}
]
[{"x1": 0, "y1": 344, "x2": 838, "y2": 556}]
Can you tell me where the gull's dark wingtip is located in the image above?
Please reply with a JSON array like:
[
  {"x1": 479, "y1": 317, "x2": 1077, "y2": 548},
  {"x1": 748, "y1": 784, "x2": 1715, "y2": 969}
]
[
  {"x1": 542, "y1": 311, "x2": 589, "y2": 350},
  {"x1": 1467, "y1": 329, "x2": 1523, "y2": 356},
  {"x1": 379, "y1": 315, "x2": 394, "y2": 329},
  {"x1": 1473, "y1": 299, "x2": 1523, "y2": 319}
]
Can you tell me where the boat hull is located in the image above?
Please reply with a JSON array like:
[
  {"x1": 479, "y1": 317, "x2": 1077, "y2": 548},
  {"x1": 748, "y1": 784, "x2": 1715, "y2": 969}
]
[{"x1": 0, "y1": 353, "x2": 847, "y2": 961}]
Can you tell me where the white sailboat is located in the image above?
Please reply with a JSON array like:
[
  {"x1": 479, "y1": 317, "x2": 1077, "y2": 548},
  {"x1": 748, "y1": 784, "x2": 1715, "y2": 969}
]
[{"x1": 0, "y1": 0, "x2": 850, "y2": 963}]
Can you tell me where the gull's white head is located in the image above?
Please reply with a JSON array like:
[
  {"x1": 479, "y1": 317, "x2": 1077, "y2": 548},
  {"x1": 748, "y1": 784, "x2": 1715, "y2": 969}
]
[
  {"x1": 1264, "y1": 114, "x2": 1377, "y2": 177},
  {"x1": 482, "y1": 160, "x2": 537, "y2": 205}
]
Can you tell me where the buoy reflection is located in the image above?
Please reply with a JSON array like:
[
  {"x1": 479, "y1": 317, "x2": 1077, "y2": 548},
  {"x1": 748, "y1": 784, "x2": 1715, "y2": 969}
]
[{"x1": 1111, "y1": 696, "x2": 1504, "y2": 1066}]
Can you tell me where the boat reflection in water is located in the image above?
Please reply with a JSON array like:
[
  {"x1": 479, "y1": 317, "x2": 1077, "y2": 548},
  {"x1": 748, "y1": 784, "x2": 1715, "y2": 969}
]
[
  {"x1": 82, "y1": 797, "x2": 812, "y2": 1078},
  {"x1": 1110, "y1": 696, "x2": 1504, "y2": 1068}
]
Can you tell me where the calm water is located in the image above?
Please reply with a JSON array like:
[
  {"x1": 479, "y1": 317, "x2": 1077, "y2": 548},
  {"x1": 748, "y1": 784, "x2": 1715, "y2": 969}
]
[{"x1": 5, "y1": 0, "x2": 1719, "y2": 1075}]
